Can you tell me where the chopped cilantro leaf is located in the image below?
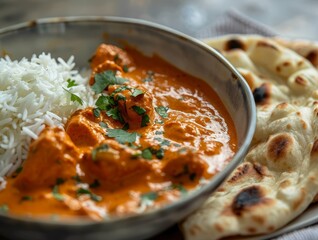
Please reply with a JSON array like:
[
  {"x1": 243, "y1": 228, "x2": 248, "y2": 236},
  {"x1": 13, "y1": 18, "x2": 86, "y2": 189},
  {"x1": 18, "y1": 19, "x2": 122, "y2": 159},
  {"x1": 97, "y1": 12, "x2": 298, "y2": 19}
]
[
  {"x1": 72, "y1": 175, "x2": 81, "y2": 183},
  {"x1": 141, "y1": 148, "x2": 153, "y2": 160},
  {"x1": 56, "y1": 178, "x2": 65, "y2": 185},
  {"x1": 52, "y1": 185, "x2": 64, "y2": 201},
  {"x1": 0, "y1": 204, "x2": 8, "y2": 214},
  {"x1": 113, "y1": 85, "x2": 130, "y2": 94},
  {"x1": 21, "y1": 196, "x2": 32, "y2": 201},
  {"x1": 155, "y1": 106, "x2": 169, "y2": 118},
  {"x1": 99, "y1": 122, "x2": 108, "y2": 129},
  {"x1": 170, "y1": 184, "x2": 188, "y2": 196},
  {"x1": 92, "y1": 70, "x2": 127, "y2": 93},
  {"x1": 92, "y1": 144, "x2": 109, "y2": 161},
  {"x1": 63, "y1": 87, "x2": 83, "y2": 105},
  {"x1": 76, "y1": 188, "x2": 102, "y2": 202},
  {"x1": 155, "y1": 131, "x2": 164, "y2": 135},
  {"x1": 132, "y1": 106, "x2": 146, "y2": 115},
  {"x1": 114, "y1": 54, "x2": 119, "y2": 63},
  {"x1": 122, "y1": 123, "x2": 129, "y2": 130},
  {"x1": 67, "y1": 79, "x2": 78, "y2": 88},
  {"x1": 93, "y1": 108, "x2": 101, "y2": 118},
  {"x1": 155, "y1": 148, "x2": 164, "y2": 159},
  {"x1": 89, "y1": 179, "x2": 100, "y2": 188},
  {"x1": 154, "y1": 137, "x2": 170, "y2": 147},
  {"x1": 116, "y1": 94, "x2": 126, "y2": 101},
  {"x1": 76, "y1": 188, "x2": 91, "y2": 195},
  {"x1": 95, "y1": 95, "x2": 115, "y2": 110},
  {"x1": 106, "y1": 107, "x2": 124, "y2": 123},
  {"x1": 107, "y1": 129, "x2": 140, "y2": 144},
  {"x1": 140, "y1": 192, "x2": 158, "y2": 207},
  {"x1": 131, "y1": 89, "x2": 144, "y2": 97},
  {"x1": 15, "y1": 166, "x2": 23, "y2": 174},
  {"x1": 155, "y1": 119, "x2": 164, "y2": 124},
  {"x1": 141, "y1": 114, "x2": 150, "y2": 127},
  {"x1": 123, "y1": 65, "x2": 129, "y2": 73},
  {"x1": 189, "y1": 173, "x2": 197, "y2": 181}
]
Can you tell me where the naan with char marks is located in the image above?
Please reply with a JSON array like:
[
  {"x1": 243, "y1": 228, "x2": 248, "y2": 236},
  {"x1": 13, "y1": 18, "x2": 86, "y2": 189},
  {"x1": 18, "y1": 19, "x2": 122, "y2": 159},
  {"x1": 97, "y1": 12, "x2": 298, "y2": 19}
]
[{"x1": 182, "y1": 35, "x2": 318, "y2": 239}]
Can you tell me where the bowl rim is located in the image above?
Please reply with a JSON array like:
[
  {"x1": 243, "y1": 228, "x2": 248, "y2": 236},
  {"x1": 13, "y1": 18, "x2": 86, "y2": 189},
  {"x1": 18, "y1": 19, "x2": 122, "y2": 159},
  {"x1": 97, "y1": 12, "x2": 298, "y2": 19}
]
[{"x1": 0, "y1": 16, "x2": 256, "y2": 227}]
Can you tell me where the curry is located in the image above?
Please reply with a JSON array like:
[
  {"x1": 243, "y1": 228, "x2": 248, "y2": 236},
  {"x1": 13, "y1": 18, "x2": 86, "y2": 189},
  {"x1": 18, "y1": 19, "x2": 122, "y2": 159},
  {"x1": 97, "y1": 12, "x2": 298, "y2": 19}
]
[{"x1": 0, "y1": 44, "x2": 237, "y2": 220}]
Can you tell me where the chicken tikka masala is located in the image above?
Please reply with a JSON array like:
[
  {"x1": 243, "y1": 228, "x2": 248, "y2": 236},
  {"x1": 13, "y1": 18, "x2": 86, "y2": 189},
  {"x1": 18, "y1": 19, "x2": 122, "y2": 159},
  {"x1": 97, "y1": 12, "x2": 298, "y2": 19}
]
[{"x1": 0, "y1": 44, "x2": 237, "y2": 220}]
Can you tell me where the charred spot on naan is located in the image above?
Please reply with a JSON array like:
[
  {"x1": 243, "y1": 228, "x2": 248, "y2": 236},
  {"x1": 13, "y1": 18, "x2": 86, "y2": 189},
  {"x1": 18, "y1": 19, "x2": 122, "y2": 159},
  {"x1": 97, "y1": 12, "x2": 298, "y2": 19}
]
[
  {"x1": 231, "y1": 185, "x2": 273, "y2": 216},
  {"x1": 311, "y1": 139, "x2": 318, "y2": 156},
  {"x1": 228, "y1": 162, "x2": 266, "y2": 184},
  {"x1": 224, "y1": 39, "x2": 246, "y2": 51},
  {"x1": 306, "y1": 50, "x2": 318, "y2": 66},
  {"x1": 252, "y1": 83, "x2": 271, "y2": 105},
  {"x1": 294, "y1": 76, "x2": 308, "y2": 86},
  {"x1": 266, "y1": 133, "x2": 294, "y2": 162}
]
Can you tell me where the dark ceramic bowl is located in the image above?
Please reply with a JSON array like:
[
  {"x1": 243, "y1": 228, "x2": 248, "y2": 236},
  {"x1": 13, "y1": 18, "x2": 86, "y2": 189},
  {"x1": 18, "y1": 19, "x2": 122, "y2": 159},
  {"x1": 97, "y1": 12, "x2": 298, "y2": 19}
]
[{"x1": 0, "y1": 16, "x2": 256, "y2": 240}]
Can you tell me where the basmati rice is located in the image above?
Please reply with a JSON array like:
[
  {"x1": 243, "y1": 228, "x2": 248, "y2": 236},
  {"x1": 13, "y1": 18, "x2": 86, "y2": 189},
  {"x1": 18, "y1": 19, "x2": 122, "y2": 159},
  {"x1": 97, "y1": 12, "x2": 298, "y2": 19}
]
[{"x1": 0, "y1": 53, "x2": 95, "y2": 179}]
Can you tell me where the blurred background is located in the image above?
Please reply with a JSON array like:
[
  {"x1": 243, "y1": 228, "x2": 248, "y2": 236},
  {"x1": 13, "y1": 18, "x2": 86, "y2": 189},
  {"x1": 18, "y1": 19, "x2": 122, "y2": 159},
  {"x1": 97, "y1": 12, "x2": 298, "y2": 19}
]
[{"x1": 1, "y1": 0, "x2": 318, "y2": 40}]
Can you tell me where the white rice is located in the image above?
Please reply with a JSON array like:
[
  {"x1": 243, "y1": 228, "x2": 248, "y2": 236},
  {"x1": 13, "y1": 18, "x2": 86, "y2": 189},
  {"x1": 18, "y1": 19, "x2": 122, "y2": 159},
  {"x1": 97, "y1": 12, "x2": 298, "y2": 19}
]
[{"x1": 0, "y1": 53, "x2": 95, "y2": 179}]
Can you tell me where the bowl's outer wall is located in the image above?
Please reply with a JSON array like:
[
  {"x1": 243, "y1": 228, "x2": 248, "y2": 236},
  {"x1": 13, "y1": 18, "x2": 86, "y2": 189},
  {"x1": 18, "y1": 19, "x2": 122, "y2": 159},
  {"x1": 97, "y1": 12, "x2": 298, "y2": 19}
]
[{"x1": 0, "y1": 18, "x2": 256, "y2": 240}]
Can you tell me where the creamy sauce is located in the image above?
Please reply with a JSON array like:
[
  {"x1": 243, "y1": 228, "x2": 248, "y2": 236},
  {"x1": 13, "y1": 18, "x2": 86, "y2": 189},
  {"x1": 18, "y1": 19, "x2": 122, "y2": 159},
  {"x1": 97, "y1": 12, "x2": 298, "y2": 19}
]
[{"x1": 0, "y1": 44, "x2": 237, "y2": 220}]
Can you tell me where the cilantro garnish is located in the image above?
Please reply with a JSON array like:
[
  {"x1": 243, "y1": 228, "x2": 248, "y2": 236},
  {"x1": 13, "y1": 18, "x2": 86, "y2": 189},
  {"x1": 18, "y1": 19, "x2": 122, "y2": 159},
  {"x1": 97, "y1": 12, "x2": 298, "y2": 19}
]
[
  {"x1": 170, "y1": 184, "x2": 188, "y2": 196},
  {"x1": 155, "y1": 119, "x2": 164, "y2": 125},
  {"x1": 116, "y1": 94, "x2": 126, "y2": 101},
  {"x1": 123, "y1": 65, "x2": 129, "y2": 73},
  {"x1": 142, "y1": 70, "x2": 154, "y2": 82},
  {"x1": 89, "y1": 179, "x2": 100, "y2": 188},
  {"x1": 131, "y1": 89, "x2": 144, "y2": 97},
  {"x1": 99, "y1": 122, "x2": 108, "y2": 129},
  {"x1": 155, "y1": 131, "x2": 164, "y2": 135},
  {"x1": 21, "y1": 196, "x2": 32, "y2": 201},
  {"x1": 63, "y1": 87, "x2": 83, "y2": 105},
  {"x1": 95, "y1": 95, "x2": 115, "y2": 110},
  {"x1": 92, "y1": 70, "x2": 128, "y2": 94},
  {"x1": 0, "y1": 204, "x2": 8, "y2": 214},
  {"x1": 76, "y1": 188, "x2": 102, "y2": 202},
  {"x1": 56, "y1": 178, "x2": 65, "y2": 185},
  {"x1": 106, "y1": 107, "x2": 125, "y2": 123},
  {"x1": 113, "y1": 85, "x2": 130, "y2": 94},
  {"x1": 92, "y1": 144, "x2": 109, "y2": 161},
  {"x1": 141, "y1": 114, "x2": 150, "y2": 127},
  {"x1": 67, "y1": 79, "x2": 78, "y2": 88},
  {"x1": 155, "y1": 106, "x2": 169, "y2": 118},
  {"x1": 132, "y1": 106, "x2": 146, "y2": 115},
  {"x1": 140, "y1": 192, "x2": 158, "y2": 207},
  {"x1": 154, "y1": 137, "x2": 170, "y2": 147},
  {"x1": 72, "y1": 175, "x2": 82, "y2": 183},
  {"x1": 15, "y1": 166, "x2": 23, "y2": 174},
  {"x1": 107, "y1": 129, "x2": 140, "y2": 144},
  {"x1": 93, "y1": 108, "x2": 101, "y2": 118},
  {"x1": 52, "y1": 185, "x2": 64, "y2": 201},
  {"x1": 155, "y1": 148, "x2": 164, "y2": 159},
  {"x1": 141, "y1": 148, "x2": 153, "y2": 160}
]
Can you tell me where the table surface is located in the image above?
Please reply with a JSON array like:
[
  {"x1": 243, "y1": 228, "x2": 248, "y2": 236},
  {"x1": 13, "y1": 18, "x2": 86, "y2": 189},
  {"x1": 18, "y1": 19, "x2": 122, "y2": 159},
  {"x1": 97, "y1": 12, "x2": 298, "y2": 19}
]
[
  {"x1": 1, "y1": 1, "x2": 318, "y2": 239},
  {"x1": 1, "y1": 0, "x2": 318, "y2": 40}
]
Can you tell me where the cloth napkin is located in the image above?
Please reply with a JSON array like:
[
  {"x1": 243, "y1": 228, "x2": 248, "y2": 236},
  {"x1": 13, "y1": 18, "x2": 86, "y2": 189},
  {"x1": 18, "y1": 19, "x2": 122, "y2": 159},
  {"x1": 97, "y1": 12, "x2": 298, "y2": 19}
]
[{"x1": 195, "y1": 9, "x2": 318, "y2": 240}]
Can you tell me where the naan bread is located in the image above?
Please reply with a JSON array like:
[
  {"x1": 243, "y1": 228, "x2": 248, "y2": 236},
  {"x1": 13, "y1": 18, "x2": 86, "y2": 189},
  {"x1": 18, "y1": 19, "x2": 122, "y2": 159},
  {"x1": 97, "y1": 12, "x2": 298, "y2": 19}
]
[{"x1": 182, "y1": 35, "x2": 318, "y2": 239}]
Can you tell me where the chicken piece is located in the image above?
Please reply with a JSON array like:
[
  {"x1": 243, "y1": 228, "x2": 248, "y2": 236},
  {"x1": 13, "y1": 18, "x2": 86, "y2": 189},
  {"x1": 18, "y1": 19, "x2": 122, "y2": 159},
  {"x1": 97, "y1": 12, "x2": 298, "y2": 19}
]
[
  {"x1": 109, "y1": 85, "x2": 154, "y2": 129},
  {"x1": 81, "y1": 139, "x2": 152, "y2": 187},
  {"x1": 162, "y1": 149, "x2": 208, "y2": 182},
  {"x1": 89, "y1": 44, "x2": 134, "y2": 85},
  {"x1": 15, "y1": 127, "x2": 80, "y2": 190},
  {"x1": 65, "y1": 108, "x2": 116, "y2": 147}
]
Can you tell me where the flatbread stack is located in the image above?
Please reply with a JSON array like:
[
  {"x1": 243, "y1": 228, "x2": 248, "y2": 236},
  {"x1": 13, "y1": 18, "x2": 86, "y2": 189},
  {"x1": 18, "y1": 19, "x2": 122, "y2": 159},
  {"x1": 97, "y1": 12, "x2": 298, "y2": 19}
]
[{"x1": 181, "y1": 35, "x2": 318, "y2": 239}]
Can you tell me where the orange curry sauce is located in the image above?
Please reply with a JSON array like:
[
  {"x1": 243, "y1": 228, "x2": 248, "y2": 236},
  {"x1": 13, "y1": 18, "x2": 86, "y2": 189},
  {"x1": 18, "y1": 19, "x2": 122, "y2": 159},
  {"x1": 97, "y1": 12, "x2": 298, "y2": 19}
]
[{"x1": 0, "y1": 44, "x2": 237, "y2": 220}]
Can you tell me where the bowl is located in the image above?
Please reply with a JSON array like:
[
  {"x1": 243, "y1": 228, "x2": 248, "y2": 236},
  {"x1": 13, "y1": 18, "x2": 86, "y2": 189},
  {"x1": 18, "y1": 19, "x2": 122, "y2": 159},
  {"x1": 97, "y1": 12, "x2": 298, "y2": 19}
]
[{"x1": 0, "y1": 16, "x2": 256, "y2": 240}]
